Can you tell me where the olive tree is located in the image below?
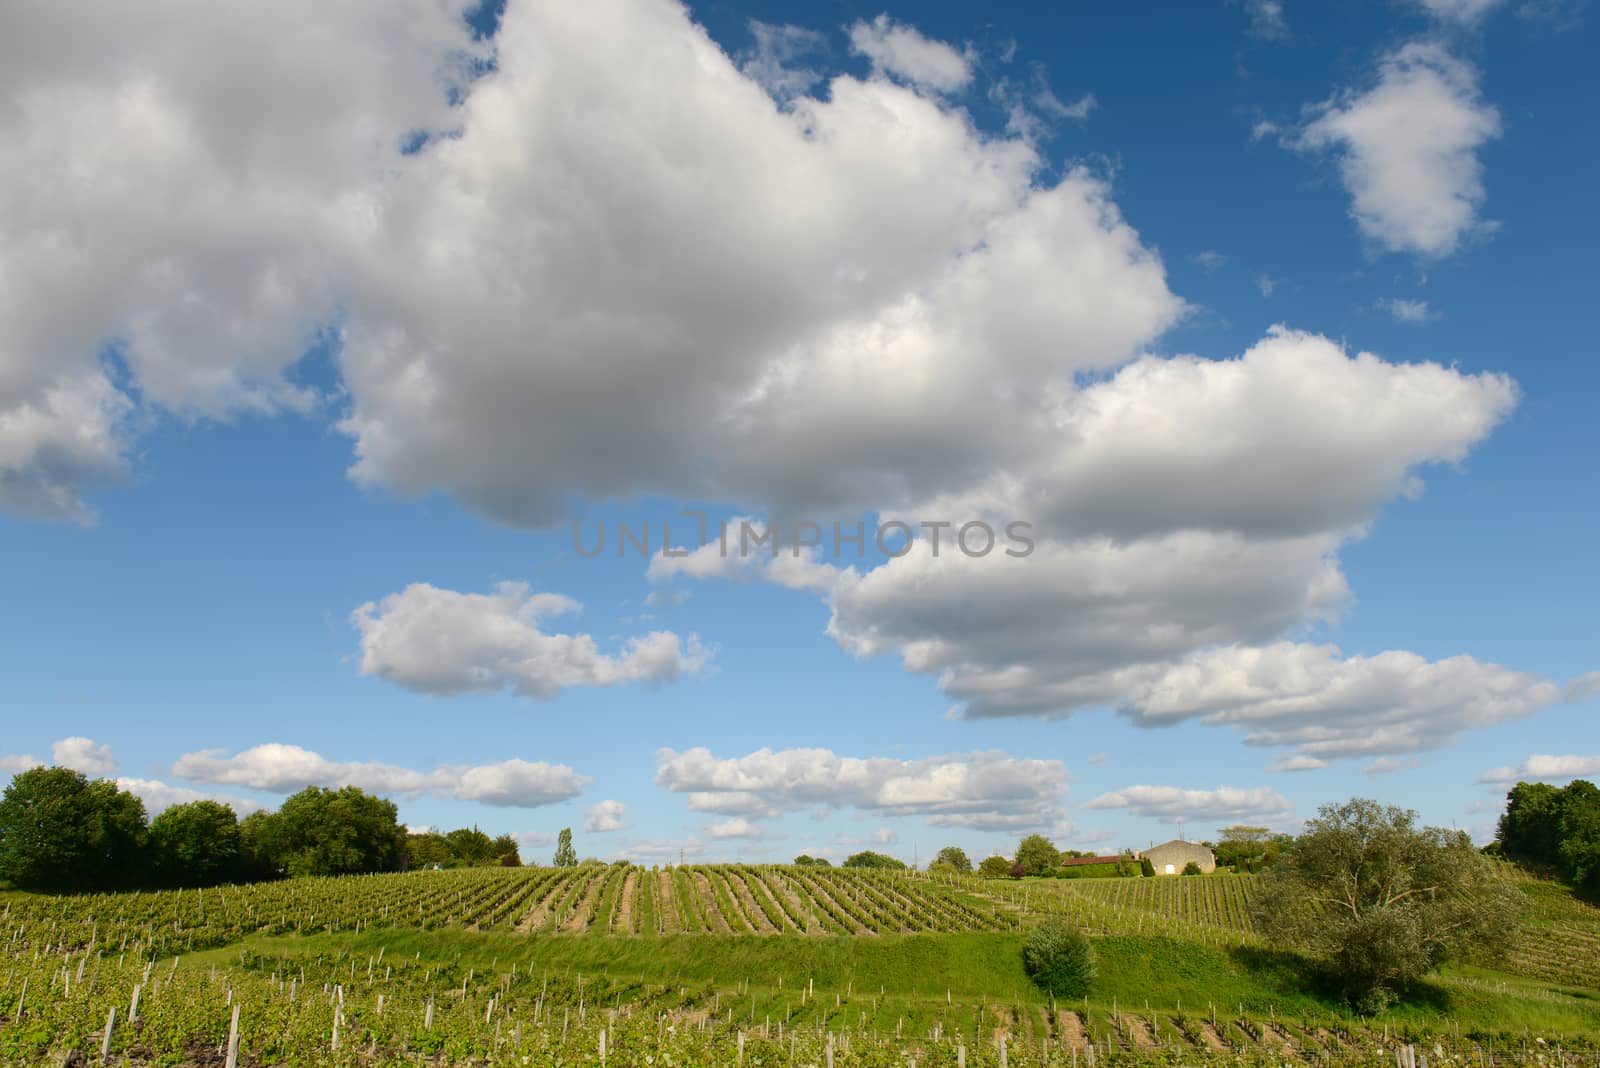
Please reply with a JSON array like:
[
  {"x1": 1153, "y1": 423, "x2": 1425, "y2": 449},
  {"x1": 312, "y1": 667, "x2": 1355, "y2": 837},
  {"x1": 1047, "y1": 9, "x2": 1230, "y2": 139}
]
[{"x1": 1252, "y1": 798, "x2": 1521, "y2": 1012}]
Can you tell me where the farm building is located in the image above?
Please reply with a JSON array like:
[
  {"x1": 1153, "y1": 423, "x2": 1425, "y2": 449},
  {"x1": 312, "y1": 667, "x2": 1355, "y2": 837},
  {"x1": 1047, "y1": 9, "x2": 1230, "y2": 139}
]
[
  {"x1": 1059, "y1": 854, "x2": 1124, "y2": 868},
  {"x1": 1138, "y1": 839, "x2": 1216, "y2": 875}
]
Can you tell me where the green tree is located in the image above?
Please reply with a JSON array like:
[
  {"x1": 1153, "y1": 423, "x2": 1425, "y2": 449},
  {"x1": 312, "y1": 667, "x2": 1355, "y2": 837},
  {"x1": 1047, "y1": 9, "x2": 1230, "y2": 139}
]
[
  {"x1": 491, "y1": 833, "x2": 522, "y2": 866},
  {"x1": 446, "y1": 827, "x2": 496, "y2": 865},
  {"x1": 1496, "y1": 782, "x2": 1566, "y2": 869},
  {"x1": 1557, "y1": 780, "x2": 1600, "y2": 899},
  {"x1": 405, "y1": 831, "x2": 455, "y2": 870},
  {"x1": 261, "y1": 786, "x2": 405, "y2": 878},
  {"x1": 1215, "y1": 825, "x2": 1271, "y2": 870},
  {"x1": 1022, "y1": 921, "x2": 1095, "y2": 997},
  {"x1": 843, "y1": 850, "x2": 905, "y2": 869},
  {"x1": 1014, "y1": 834, "x2": 1060, "y2": 877},
  {"x1": 977, "y1": 854, "x2": 1012, "y2": 878},
  {"x1": 1252, "y1": 798, "x2": 1521, "y2": 1012},
  {"x1": 149, "y1": 800, "x2": 241, "y2": 887},
  {"x1": 553, "y1": 827, "x2": 578, "y2": 868},
  {"x1": 1182, "y1": 860, "x2": 1203, "y2": 876},
  {"x1": 236, "y1": 809, "x2": 281, "y2": 881},
  {"x1": 932, "y1": 846, "x2": 972, "y2": 872},
  {"x1": 0, "y1": 767, "x2": 148, "y2": 892},
  {"x1": 1140, "y1": 856, "x2": 1155, "y2": 877}
]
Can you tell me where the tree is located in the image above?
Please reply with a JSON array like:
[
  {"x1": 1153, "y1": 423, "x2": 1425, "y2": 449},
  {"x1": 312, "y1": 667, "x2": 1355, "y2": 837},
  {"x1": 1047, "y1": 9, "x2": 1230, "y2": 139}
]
[
  {"x1": 1496, "y1": 783, "x2": 1566, "y2": 869},
  {"x1": 843, "y1": 850, "x2": 905, "y2": 870},
  {"x1": 1014, "y1": 834, "x2": 1059, "y2": 877},
  {"x1": 404, "y1": 831, "x2": 455, "y2": 870},
  {"x1": 0, "y1": 767, "x2": 148, "y2": 892},
  {"x1": 149, "y1": 800, "x2": 241, "y2": 887},
  {"x1": 1182, "y1": 861, "x2": 1203, "y2": 876},
  {"x1": 446, "y1": 827, "x2": 496, "y2": 865},
  {"x1": 933, "y1": 846, "x2": 972, "y2": 872},
  {"x1": 553, "y1": 827, "x2": 578, "y2": 868},
  {"x1": 236, "y1": 810, "x2": 281, "y2": 881},
  {"x1": 1140, "y1": 856, "x2": 1155, "y2": 877},
  {"x1": 978, "y1": 855, "x2": 1012, "y2": 878},
  {"x1": 1215, "y1": 825, "x2": 1272, "y2": 870},
  {"x1": 1252, "y1": 798, "x2": 1521, "y2": 1012},
  {"x1": 491, "y1": 833, "x2": 522, "y2": 866},
  {"x1": 1557, "y1": 780, "x2": 1600, "y2": 899},
  {"x1": 258, "y1": 786, "x2": 405, "y2": 878},
  {"x1": 1022, "y1": 922, "x2": 1095, "y2": 997}
]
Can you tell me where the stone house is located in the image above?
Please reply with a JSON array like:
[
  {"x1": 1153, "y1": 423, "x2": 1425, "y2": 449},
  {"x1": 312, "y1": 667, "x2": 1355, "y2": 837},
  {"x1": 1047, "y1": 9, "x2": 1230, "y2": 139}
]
[{"x1": 1138, "y1": 839, "x2": 1216, "y2": 875}]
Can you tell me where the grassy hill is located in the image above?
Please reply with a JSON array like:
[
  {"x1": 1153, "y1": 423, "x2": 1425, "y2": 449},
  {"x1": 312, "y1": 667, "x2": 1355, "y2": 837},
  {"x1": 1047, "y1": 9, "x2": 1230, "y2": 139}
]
[{"x1": 2, "y1": 865, "x2": 1597, "y2": 1064}]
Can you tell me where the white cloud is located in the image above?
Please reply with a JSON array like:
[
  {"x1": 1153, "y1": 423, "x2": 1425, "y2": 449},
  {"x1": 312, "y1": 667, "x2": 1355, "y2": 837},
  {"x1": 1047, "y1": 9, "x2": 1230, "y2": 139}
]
[
  {"x1": 1256, "y1": 273, "x2": 1277, "y2": 297},
  {"x1": 0, "y1": 0, "x2": 485, "y2": 521},
  {"x1": 707, "y1": 817, "x2": 773, "y2": 840},
  {"x1": 351, "y1": 581, "x2": 710, "y2": 699},
  {"x1": 1119, "y1": 642, "x2": 1560, "y2": 759},
  {"x1": 741, "y1": 21, "x2": 827, "y2": 99},
  {"x1": 1085, "y1": 784, "x2": 1294, "y2": 825},
  {"x1": 1269, "y1": 754, "x2": 1329, "y2": 772},
  {"x1": 848, "y1": 15, "x2": 971, "y2": 94},
  {"x1": 0, "y1": 753, "x2": 42, "y2": 774},
  {"x1": 649, "y1": 519, "x2": 842, "y2": 594},
  {"x1": 1478, "y1": 754, "x2": 1600, "y2": 784},
  {"x1": 1412, "y1": 0, "x2": 1505, "y2": 25},
  {"x1": 1381, "y1": 297, "x2": 1436, "y2": 323},
  {"x1": 115, "y1": 777, "x2": 261, "y2": 817},
  {"x1": 1564, "y1": 671, "x2": 1600, "y2": 702},
  {"x1": 1295, "y1": 42, "x2": 1501, "y2": 257},
  {"x1": 585, "y1": 799, "x2": 626, "y2": 833},
  {"x1": 1191, "y1": 250, "x2": 1228, "y2": 272},
  {"x1": 52, "y1": 736, "x2": 118, "y2": 776},
  {"x1": 644, "y1": 589, "x2": 691, "y2": 609},
  {"x1": 172, "y1": 743, "x2": 589, "y2": 807},
  {"x1": 1362, "y1": 756, "x2": 1419, "y2": 774},
  {"x1": 657, "y1": 746, "x2": 1066, "y2": 830}
]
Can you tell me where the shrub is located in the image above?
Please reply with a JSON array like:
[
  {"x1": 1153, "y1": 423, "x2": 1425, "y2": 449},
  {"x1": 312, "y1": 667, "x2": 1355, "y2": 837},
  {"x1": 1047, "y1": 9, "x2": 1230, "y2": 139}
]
[
  {"x1": 1183, "y1": 861, "x2": 1203, "y2": 875},
  {"x1": 1022, "y1": 921, "x2": 1095, "y2": 996}
]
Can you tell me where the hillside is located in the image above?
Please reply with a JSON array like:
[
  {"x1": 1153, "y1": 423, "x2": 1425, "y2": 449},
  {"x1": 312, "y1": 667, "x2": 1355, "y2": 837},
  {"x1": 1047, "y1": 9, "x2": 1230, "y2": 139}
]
[{"x1": 3, "y1": 865, "x2": 1597, "y2": 1064}]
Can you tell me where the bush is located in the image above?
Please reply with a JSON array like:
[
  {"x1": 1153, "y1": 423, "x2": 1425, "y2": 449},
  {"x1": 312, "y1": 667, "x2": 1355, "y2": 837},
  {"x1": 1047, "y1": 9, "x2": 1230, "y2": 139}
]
[
  {"x1": 977, "y1": 855, "x2": 1012, "y2": 878},
  {"x1": 1182, "y1": 861, "x2": 1203, "y2": 875},
  {"x1": 1022, "y1": 921, "x2": 1095, "y2": 997}
]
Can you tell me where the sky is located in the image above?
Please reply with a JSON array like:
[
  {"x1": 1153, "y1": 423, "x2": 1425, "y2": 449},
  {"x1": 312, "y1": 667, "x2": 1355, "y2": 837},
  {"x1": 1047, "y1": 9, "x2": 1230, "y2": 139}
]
[{"x1": 1, "y1": 0, "x2": 1596, "y2": 866}]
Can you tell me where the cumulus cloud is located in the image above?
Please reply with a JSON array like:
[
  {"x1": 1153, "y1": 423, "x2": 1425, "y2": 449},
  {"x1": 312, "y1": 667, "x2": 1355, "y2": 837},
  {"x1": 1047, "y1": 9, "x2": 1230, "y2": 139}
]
[
  {"x1": 585, "y1": 799, "x2": 626, "y2": 833},
  {"x1": 1479, "y1": 754, "x2": 1600, "y2": 784},
  {"x1": 848, "y1": 15, "x2": 972, "y2": 94},
  {"x1": 115, "y1": 777, "x2": 261, "y2": 816},
  {"x1": 1241, "y1": 0, "x2": 1291, "y2": 39},
  {"x1": 1294, "y1": 42, "x2": 1501, "y2": 256},
  {"x1": 1085, "y1": 784, "x2": 1295, "y2": 825},
  {"x1": 52, "y1": 736, "x2": 119, "y2": 776},
  {"x1": 741, "y1": 21, "x2": 827, "y2": 99},
  {"x1": 1269, "y1": 754, "x2": 1329, "y2": 772},
  {"x1": 0, "y1": 753, "x2": 42, "y2": 774},
  {"x1": 1565, "y1": 671, "x2": 1600, "y2": 703},
  {"x1": 707, "y1": 817, "x2": 773, "y2": 840},
  {"x1": 0, "y1": 0, "x2": 486, "y2": 520},
  {"x1": 351, "y1": 581, "x2": 710, "y2": 698},
  {"x1": 648, "y1": 519, "x2": 842, "y2": 594},
  {"x1": 656, "y1": 746, "x2": 1066, "y2": 830},
  {"x1": 173, "y1": 743, "x2": 589, "y2": 807}
]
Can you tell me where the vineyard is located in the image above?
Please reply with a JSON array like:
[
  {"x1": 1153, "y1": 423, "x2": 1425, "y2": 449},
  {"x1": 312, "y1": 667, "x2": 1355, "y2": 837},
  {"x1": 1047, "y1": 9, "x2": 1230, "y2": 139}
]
[{"x1": 2, "y1": 866, "x2": 1599, "y2": 1065}]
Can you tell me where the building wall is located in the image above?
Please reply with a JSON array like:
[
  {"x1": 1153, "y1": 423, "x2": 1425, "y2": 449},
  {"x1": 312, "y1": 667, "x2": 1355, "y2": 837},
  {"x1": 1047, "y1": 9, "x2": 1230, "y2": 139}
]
[{"x1": 1138, "y1": 840, "x2": 1216, "y2": 875}]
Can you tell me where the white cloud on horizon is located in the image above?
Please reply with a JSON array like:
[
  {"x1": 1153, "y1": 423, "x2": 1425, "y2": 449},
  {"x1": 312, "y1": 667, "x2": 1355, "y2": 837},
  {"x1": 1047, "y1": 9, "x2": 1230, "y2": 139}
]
[
  {"x1": 585, "y1": 799, "x2": 626, "y2": 833},
  {"x1": 1085, "y1": 784, "x2": 1295, "y2": 826},
  {"x1": 1478, "y1": 754, "x2": 1600, "y2": 784},
  {"x1": 172, "y1": 742, "x2": 590, "y2": 807}
]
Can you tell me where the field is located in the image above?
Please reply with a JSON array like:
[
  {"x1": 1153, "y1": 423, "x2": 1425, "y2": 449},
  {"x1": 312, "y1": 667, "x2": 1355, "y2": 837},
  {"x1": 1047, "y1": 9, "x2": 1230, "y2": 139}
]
[{"x1": 3, "y1": 865, "x2": 1598, "y2": 1066}]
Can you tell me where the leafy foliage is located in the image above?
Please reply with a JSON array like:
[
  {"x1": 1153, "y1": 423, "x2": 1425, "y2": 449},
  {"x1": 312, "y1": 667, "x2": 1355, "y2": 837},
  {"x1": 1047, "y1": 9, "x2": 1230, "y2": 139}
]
[
  {"x1": 1498, "y1": 779, "x2": 1600, "y2": 900},
  {"x1": 933, "y1": 845, "x2": 972, "y2": 872},
  {"x1": 1014, "y1": 834, "x2": 1059, "y2": 876},
  {"x1": 843, "y1": 850, "x2": 905, "y2": 870},
  {"x1": 1022, "y1": 920, "x2": 1095, "y2": 996},
  {"x1": 553, "y1": 826, "x2": 578, "y2": 867},
  {"x1": 978, "y1": 855, "x2": 1013, "y2": 878},
  {"x1": 0, "y1": 766, "x2": 148, "y2": 891},
  {"x1": 252, "y1": 786, "x2": 406, "y2": 878},
  {"x1": 149, "y1": 800, "x2": 241, "y2": 887},
  {"x1": 1252, "y1": 798, "x2": 1522, "y2": 1009}
]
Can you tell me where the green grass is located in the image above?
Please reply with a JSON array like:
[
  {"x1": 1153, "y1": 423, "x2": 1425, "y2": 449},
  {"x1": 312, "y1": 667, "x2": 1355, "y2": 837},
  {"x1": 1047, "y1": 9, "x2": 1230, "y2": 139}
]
[{"x1": 184, "y1": 926, "x2": 1600, "y2": 1038}]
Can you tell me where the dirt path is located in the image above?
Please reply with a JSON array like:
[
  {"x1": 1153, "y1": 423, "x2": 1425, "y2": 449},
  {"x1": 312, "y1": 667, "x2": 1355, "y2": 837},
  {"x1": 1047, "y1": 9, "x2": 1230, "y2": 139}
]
[
  {"x1": 515, "y1": 874, "x2": 568, "y2": 933},
  {"x1": 1196, "y1": 1021, "x2": 1227, "y2": 1050},
  {"x1": 561, "y1": 870, "x2": 605, "y2": 932},
  {"x1": 656, "y1": 871, "x2": 681, "y2": 934},
  {"x1": 1125, "y1": 1017, "x2": 1157, "y2": 1049},
  {"x1": 1057, "y1": 1011, "x2": 1088, "y2": 1050},
  {"x1": 692, "y1": 871, "x2": 733, "y2": 933},
  {"x1": 1261, "y1": 1023, "x2": 1300, "y2": 1057},
  {"x1": 613, "y1": 869, "x2": 638, "y2": 934}
]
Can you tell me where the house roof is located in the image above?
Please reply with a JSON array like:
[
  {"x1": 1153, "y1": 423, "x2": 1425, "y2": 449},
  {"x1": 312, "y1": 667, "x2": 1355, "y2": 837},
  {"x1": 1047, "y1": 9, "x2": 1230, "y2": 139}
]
[{"x1": 1059, "y1": 854, "x2": 1123, "y2": 867}]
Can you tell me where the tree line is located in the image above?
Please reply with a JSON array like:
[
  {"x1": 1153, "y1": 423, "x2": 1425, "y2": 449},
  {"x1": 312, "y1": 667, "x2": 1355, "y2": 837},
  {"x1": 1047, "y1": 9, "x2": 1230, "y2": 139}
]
[
  {"x1": 0, "y1": 766, "x2": 521, "y2": 892},
  {"x1": 1492, "y1": 778, "x2": 1600, "y2": 899}
]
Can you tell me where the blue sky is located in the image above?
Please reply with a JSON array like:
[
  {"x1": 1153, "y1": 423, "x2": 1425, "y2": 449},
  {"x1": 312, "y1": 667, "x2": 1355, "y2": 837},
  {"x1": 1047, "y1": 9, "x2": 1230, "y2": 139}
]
[{"x1": 1, "y1": 0, "x2": 1596, "y2": 864}]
